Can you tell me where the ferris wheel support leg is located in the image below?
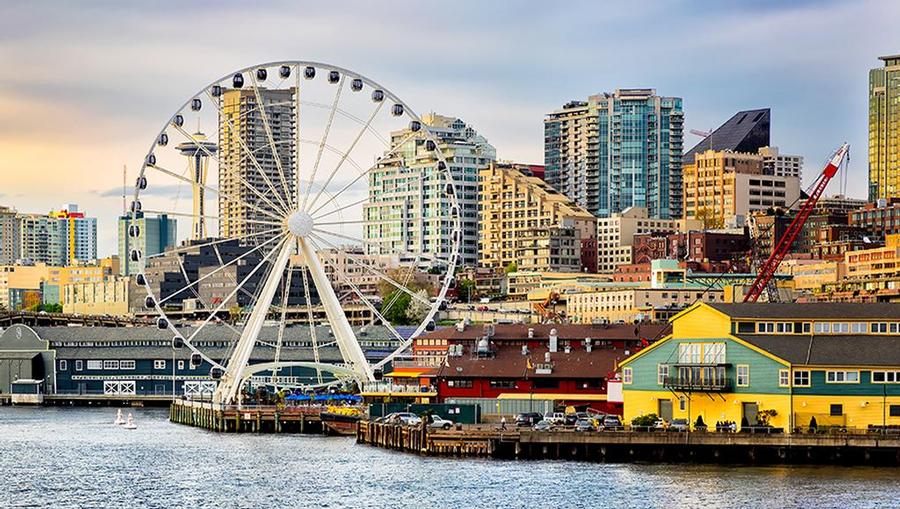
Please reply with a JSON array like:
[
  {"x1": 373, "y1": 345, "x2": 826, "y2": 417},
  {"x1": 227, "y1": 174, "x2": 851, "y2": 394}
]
[
  {"x1": 213, "y1": 239, "x2": 293, "y2": 406},
  {"x1": 298, "y1": 237, "x2": 374, "y2": 384}
]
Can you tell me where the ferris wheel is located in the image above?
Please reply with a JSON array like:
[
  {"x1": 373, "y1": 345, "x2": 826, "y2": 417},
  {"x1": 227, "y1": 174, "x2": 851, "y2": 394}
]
[{"x1": 129, "y1": 61, "x2": 461, "y2": 405}]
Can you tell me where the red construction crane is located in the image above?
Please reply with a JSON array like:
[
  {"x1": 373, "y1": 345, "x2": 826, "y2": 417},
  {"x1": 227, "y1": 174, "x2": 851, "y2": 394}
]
[{"x1": 743, "y1": 143, "x2": 850, "y2": 302}]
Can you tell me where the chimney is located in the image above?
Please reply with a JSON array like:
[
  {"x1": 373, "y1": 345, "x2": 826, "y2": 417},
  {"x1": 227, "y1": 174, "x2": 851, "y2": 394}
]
[
  {"x1": 549, "y1": 328, "x2": 558, "y2": 353},
  {"x1": 528, "y1": 327, "x2": 534, "y2": 339},
  {"x1": 456, "y1": 321, "x2": 465, "y2": 332},
  {"x1": 544, "y1": 352, "x2": 551, "y2": 363},
  {"x1": 521, "y1": 345, "x2": 529, "y2": 356},
  {"x1": 564, "y1": 345, "x2": 571, "y2": 354},
  {"x1": 585, "y1": 338, "x2": 592, "y2": 352}
]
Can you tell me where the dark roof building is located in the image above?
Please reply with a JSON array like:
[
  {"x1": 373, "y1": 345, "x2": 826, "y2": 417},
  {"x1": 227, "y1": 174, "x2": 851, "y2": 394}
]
[
  {"x1": 684, "y1": 109, "x2": 771, "y2": 165},
  {"x1": 706, "y1": 302, "x2": 900, "y2": 320}
]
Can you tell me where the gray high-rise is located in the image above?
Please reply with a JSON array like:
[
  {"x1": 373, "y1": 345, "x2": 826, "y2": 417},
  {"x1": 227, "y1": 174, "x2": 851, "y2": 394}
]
[{"x1": 544, "y1": 89, "x2": 684, "y2": 219}]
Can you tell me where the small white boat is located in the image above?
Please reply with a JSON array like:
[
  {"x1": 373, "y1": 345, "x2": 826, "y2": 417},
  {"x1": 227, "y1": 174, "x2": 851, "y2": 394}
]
[
  {"x1": 122, "y1": 413, "x2": 137, "y2": 430},
  {"x1": 114, "y1": 409, "x2": 126, "y2": 426}
]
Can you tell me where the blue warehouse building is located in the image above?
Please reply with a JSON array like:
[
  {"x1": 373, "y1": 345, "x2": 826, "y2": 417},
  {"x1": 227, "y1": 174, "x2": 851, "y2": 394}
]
[{"x1": 0, "y1": 324, "x2": 401, "y2": 401}]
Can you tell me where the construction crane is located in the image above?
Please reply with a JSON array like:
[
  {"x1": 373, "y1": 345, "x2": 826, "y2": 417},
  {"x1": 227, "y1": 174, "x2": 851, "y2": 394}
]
[{"x1": 743, "y1": 143, "x2": 850, "y2": 302}]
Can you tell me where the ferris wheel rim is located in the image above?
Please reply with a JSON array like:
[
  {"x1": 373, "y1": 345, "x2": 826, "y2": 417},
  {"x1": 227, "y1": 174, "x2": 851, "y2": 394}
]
[{"x1": 131, "y1": 60, "x2": 463, "y2": 390}]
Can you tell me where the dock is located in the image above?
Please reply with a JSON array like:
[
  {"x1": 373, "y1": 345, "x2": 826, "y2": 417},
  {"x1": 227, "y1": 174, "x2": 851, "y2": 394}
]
[
  {"x1": 169, "y1": 399, "x2": 327, "y2": 434},
  {"x1": 357, "y1": 421, "x2": 900, "y2": 465}
]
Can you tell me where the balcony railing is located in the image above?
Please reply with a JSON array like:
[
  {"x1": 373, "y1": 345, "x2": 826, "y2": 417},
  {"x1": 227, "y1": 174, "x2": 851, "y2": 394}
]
[{"x1": 662, "y1": 364, "x2": 731, "y2": 392}]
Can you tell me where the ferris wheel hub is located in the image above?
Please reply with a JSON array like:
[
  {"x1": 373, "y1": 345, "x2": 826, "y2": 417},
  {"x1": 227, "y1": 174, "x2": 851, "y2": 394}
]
[{"x1": 287, "y1": 210, "x2": 314, "y2": 237}]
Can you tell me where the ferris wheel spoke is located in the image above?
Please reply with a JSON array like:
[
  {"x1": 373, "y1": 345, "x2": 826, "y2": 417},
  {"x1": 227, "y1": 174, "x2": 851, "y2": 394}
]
[
  {"x1": 297, "y1": 239, "x2": 324, "y2": 384},
  {"x1": 315, "y1": 219, "x2": 368, "y2": 227},
  {"x1": 202, "y1": 90, "x2": 292, "y2": 214},
  {"x1": 301, "y1": 75, "x2": 345, "y2": 211},
  {"x1": 144, "y1": 228, "x2": 281, "y2": 260},
  {"x1": 312, "y1": 196, "x2": 370, "y2": 222},
  {"x1": 270, "y1": 257, "x2": 296, "y2": 387},
  {"x1": 147, "y1": 162, "x2": 284, "y2": 223},
  {"x1": 309, "y1": 227, "x2": 450, "y2": 265},
  {"x1": 140, "y1": 209, "x2": 283, "y2": 229},
  {"x1": 157, "y1": 234, "x2": 284, "y2": 306},
  {"x1": 249, "y1": 71, "x2": 293, "y2": 210},
  {"x1": 312, "y1": 241, "x2": 405, "y2": 344},
  {"x1": 187, "y1": 236, "x2": 288, "y2": 343},
  {"x1": 309, "y1": 232, "x2": 431, "y2": 306},
  {"x1": 171, "y1": 120, "x2": 290, "y2": 216},
  {"x1": 294, "y1": 67, "x2": 303, "y2": 210},
  {"x1": 308, "y1": 131, "x2": 417, "y2": 217},
  {"x1": 306, "y1": 100, "x2": 385, "y2": 213}
]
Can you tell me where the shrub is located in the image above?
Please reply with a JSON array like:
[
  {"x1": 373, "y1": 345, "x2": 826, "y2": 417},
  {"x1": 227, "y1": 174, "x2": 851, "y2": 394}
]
[{"x1": 631, "y1": 413, "x2": 659, "y2": 427}]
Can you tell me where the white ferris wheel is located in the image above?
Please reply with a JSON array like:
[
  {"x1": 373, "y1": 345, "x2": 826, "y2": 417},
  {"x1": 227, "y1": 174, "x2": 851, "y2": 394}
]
[{"x1": 129, "y1": 61, "x2": 460, "y2": 405}]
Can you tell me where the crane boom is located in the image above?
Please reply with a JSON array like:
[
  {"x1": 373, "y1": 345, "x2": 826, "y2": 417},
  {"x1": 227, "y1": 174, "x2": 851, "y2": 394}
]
[{"x1": 743, "y1": 143, "x2": 850, "y2": 302}]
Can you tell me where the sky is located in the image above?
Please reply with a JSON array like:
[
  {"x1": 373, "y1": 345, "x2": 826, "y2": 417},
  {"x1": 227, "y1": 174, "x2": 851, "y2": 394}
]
[{"x1": 0, "y1": 0, "x2": 898, "y2": 256}]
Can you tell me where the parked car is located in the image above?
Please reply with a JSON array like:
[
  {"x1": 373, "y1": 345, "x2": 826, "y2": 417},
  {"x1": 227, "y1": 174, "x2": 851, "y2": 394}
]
[
  {"x1": 426, "y1": 415, "x2": 454, "y2": 430},
  {"x1": 515, "y1": 412, "x2": 543, "y2": 428},
  {"x1": 600, "y1": 415, "x2": 624, "y2": 430},
  {"x1": 544, "y1": 412, "x2": 567, "y2": 425},
  {"x1": 575, "y1": 418, "x2": 597, "y2": 432},
  {"x1": 383, "y1": 412, "x2": 421, "y2": 426},
  {"x1": 533, "y1": 420, "x2": 555, "y2": 431},
  {"x1": 653, "y1": 419, "x2": 667, "y2": 431},
  {"x1": 669, "y1": 418, "x2": 689, "y2": 432},
  {"x1": 564, "y1": 414, "x2": 579, "y2": 426}
]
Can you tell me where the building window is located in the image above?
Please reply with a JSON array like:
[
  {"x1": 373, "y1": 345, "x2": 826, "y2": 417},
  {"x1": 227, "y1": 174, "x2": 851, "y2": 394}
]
[
  {"x1": 657, "y1": 364, "x2": 669, "y2": 385},
  {"x1": 153, "y1": 360, "x2": 166, "y2": 370},
  {"x1": 58, "y1": 360, "x2": 67, "y2": 371},
  {"x1": 793, "y1": 370, "x2": 811, "y2": 387},
  {"x1": 850, "y1": 322, "x2": 868, "y2": 334},
  {"x1": 890, "y1": 405, "x2": 900, "y2": 417},
  {"x1": 120, "y1": 360, "x2": 136, "y2": 370},
  {"x1": 75, "y1": 360, "x2": 83, "y2": 371},
  {"x1": 826, "y1": 370, "x2": 859, "y2": 383},
  {"x1": 737, "y1": 365, "x2": 750, "y2": 387},
  {"x1": 446, "y1": 379, "x2": 472, "y2": 388},
  {"x1": 86, "y1": 360, "x2": 103, "y2": 370},
  {"x1": 103, "y1": 360, "x2": 119, "y2": 370},
  {"x1": 778, "y1": 369, "x2": 789, "y2": 387},
  {"x1": 679, "y1": 396, "x2": 686, "y2": 411},
  {"x1": 813, "y1": 322, "x2": 830, "y2": 334},
  {"x1": 830, "y1": 404, "x2": 843, "y2": 416},
  {"x1": 533, "y1": 379, "x2": 559, "y2": 389},
  {"x1": 623, "y1": 368, "x2": 633, "y2": 384},
  {"x1": 177, "y1": 360, "x2": 185, "y2": 370},
  {"x1": 831, "y1": 322, "x2": 850, "y2": 333},
  {"x1": 872, "y1": 371, "x2": 900, "y2": 383}
]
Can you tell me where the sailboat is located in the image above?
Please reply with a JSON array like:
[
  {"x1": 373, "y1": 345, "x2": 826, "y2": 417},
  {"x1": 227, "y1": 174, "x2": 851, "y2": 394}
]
[
  {"x1": 122, "y1": 413, "x2": 137, "y2": 430},
  {"x1": 114, "y1": 409, "x2": 126, "y2": 426}
]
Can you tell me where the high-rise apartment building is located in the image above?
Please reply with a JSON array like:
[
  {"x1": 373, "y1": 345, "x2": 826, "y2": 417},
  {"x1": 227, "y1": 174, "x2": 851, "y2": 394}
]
[
  {"x1": 218, "y1": 88, "x2": 295, "y2": 245},
  {"x1": 544, "y1": 89, "x2": 684, "y2": 219},
  {"x1": 683, "y1": 149, "x2": 801, "y2": 228},
  {"x1": 758, "y1": 146, "x2": 803, "y2": 179},
  {"x1": 50, "y1": 204, "x2": 97, "y2": 264},
  {"x1": 478, "y1": 162, "x2": 596, "y2": 272},
  {"x1": 17, "y1": 213, "x2": 64, "y2": 266},
  {"x1": 118, "y1": 212, "x2": 177, "y2": 275},
  {"x1": 364, "y1": 114, "x2": 495, "y2": 267},
  {"x1": 0, "y1": 206, "x2": 17, "y2": 265},
  {"x1": 869, "y1": 55, "x2": 900, "y2": 202}
]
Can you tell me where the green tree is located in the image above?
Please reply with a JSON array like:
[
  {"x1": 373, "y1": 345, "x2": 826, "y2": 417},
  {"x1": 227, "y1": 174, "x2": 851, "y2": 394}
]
[
  {"x1": 405, "y1": 289, "x2": 430, "y2": 324},
  {"x1": 694, "y1": 207, "x2": 724, "y2": 229},
  {"x1": 381, "y1": 290, "x2": 412, "y2": 325},
  {"x1": 457, "y1": 279, "x2": 476, "y2": 302},
  {"x1": 504, "y1": 262, "x2": 518, "y2": 274}
]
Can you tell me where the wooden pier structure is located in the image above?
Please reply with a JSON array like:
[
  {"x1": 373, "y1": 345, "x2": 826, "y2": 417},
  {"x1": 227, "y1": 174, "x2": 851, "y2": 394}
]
[
  {"x1": 169, "y1": 399, "x2": 326, "y2": 434},
  {"x1": 357, "y1": 421, "x2": 900, "y2": 465}
]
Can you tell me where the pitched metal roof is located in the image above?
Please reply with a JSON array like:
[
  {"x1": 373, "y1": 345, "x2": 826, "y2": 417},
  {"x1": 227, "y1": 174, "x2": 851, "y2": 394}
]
[
  {"x1": 422, "y1": 323, "x2": 667, "y2": 342},
  {"x1": 736, "y1": 334, "x2": 900, "y2": 367},
  {"x1": 441, "y1": 344, "x2": 626, "y2": 379},
  {"x1": 708, "y1": 302, "x2": 900, "y2": 320}
]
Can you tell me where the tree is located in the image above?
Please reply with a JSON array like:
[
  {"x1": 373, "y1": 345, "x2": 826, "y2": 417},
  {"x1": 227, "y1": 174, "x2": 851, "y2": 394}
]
[
  {"x1": 377, "y1": 267, "x2": 431, "y2": 301},
  {"x1": 457, "y1": 279, "x2": 476, "y2": 302},
  {"x1": 381, "y1": 290, "x2": 412, "y2": 325},
  {"x1": 405, "y1": 289, "x2": 430, "y2": 324},
  {"x1": 504, "y1": 262, "x2": 518, "y2": 274},
  {"x1": 694, "y1": 207, "x2": 724, "y2": 229}
]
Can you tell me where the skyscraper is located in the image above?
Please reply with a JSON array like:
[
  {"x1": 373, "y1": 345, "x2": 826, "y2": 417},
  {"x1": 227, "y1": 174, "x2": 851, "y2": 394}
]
[
  {"x1": 0, "y1": 206, "x2": 17, "y2": 265},
  {"x1": 118, "y1": 212, "x2": 177, "y2": 275},
  {"x1": 364, "y1": 114, "x2": 495, "y2": 267},
  {"x1": 683, "y1": 108, "x2": 771, "y2": 165},
  {"x1": 18, "y1": 213, "x2": 64, "y2": 265},
  {"x1": 869, "y1": 55, "x2": 900, "y2": 202},
  {"x1": 544, "y1": 89, "x2": 684, "y2": 219},
  {"x1": 50, "y1": 204, "x2": 97, "y2": 264},
  {"x1": 218, "y1": 88, "x2": 295, "y2": 245}
]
